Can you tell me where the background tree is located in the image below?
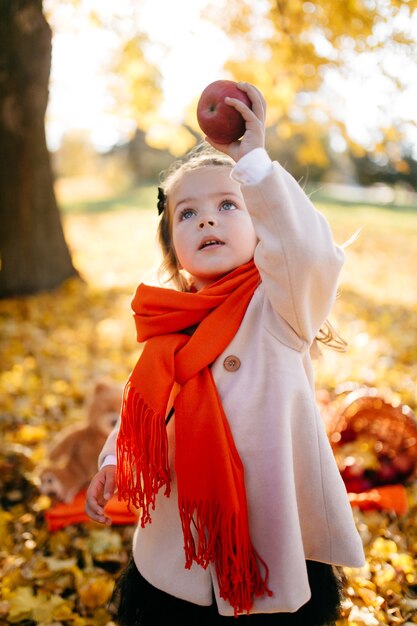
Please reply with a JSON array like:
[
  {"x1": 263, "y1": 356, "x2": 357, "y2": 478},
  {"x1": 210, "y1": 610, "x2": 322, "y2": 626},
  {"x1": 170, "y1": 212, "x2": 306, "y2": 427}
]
[
  {"x1": 352, "y1": 149, "x2": 417, "y2": 189},
  {"x1": 0, "y1": 0, "x2": 78, "y2": 298},
  {"x1": 0, "y1": 0, "x2": 164, "y2": 298}
]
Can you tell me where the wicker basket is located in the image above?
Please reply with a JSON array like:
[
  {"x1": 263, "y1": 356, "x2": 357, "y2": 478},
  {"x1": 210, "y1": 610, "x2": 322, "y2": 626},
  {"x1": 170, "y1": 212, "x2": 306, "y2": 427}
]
[{"x1": 327, "y1": 387, "x2": 417, "y2": 484}]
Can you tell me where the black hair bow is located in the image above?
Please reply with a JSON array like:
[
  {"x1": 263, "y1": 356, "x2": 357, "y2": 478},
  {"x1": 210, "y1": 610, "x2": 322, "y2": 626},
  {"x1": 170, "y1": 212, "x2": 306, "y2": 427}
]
[{"x1": 157, "y1": 187, "x2": 166, "y2": 215}]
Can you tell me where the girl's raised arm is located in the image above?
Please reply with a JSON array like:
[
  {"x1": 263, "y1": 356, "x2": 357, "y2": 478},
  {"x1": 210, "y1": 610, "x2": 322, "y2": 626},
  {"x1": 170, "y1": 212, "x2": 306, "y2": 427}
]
[{"x1": 243, "y1": 163, "x2": 345, "y2": 350}]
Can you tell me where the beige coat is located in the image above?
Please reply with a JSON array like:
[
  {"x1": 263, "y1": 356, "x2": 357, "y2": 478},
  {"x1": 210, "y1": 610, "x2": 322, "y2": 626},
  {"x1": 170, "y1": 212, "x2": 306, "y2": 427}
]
[{"x1": 99, "y1": 159, "x2": 365, "y2": 616}]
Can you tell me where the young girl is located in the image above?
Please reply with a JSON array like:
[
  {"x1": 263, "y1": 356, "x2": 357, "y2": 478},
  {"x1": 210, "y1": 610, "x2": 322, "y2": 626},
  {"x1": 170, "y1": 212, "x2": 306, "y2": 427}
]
[{"x1": 85, "y1": 82, "x2": 365, "y2": 625}]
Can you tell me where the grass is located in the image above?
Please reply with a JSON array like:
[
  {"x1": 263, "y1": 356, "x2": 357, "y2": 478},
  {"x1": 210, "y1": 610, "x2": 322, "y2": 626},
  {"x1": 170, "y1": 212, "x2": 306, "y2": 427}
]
[
  {"x1": 59, "y1": 182, "x2": 156, "y2": 215},
  {"x1": 57, "y1": 177, "x2": 417, "y2": 303}
]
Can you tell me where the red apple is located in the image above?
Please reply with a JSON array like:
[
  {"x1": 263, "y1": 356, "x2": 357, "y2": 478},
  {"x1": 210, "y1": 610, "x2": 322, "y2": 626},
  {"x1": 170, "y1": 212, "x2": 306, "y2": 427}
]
[{"x1": 197, "y1": 80, "x2": 252, "y2": 144}]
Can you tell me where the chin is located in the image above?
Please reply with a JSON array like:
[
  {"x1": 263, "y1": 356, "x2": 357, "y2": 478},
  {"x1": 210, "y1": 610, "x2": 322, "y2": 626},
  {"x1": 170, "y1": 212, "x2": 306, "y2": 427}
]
[{"x1": 196, "y1": 268, "x2": 239, "y2": 290}]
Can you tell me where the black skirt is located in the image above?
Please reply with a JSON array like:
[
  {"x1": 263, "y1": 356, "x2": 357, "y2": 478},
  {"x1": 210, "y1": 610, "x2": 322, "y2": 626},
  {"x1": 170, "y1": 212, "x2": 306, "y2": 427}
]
[{"x1": 112, "y1": 557, "x2": 344, "y2": 626}]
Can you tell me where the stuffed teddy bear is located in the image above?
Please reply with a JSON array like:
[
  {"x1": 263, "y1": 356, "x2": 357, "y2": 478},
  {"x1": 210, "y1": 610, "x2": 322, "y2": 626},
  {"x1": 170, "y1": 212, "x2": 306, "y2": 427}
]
[{"x1": 39, "y1": 379, "x2": 122, "y2": 503}]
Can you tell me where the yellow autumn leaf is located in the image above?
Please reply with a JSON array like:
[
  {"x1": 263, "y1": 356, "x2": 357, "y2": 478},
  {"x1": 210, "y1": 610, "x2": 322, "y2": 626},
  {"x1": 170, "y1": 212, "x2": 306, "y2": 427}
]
[
  {"x1": 7, "y1": 586, "x2": 68, "y2": 623},
  {"x1": 87, "y1": 530, "x2": 122, "y2": 559},
  {"x1": 77, "y1": 573, "x2": 115, "y2": 609},
  {"x1": 355, "y1": 585, "x2": 380, "y2": 607},
  {"x1": 15, "y1": 424, "x2": 49, "y2": 444},
  {"x1": 44, "y1": 556, "x2": 77, "y2": 572},
  {"x1": 0, "y1": 568, "x2": 26, "y2": 599},
  {"x1": 0, "y1": 511, "x2": 13, "y2": 549},
  {"x1": 373, "y1": 565, "x2": 395, "y2": 586},
  {"x1": 369, "y1": 537, "x2": 398, "y2": 559},
  {"x1": 390, "y1": 552, "x2": 416, "y2": 575}
]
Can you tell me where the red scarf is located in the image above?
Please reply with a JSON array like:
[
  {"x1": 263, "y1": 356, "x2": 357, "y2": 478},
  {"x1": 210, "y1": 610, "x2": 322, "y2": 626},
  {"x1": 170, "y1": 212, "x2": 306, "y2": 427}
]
[{"x1": 116, "y1": 261, "x2": 271, "y2": 615}]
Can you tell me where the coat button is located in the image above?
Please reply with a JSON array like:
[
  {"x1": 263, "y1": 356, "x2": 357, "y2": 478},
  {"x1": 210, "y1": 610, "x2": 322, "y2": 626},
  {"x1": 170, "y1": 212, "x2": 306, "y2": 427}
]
[{"x1": 223, "y1": 355, "x2": 241, "y2": 372}]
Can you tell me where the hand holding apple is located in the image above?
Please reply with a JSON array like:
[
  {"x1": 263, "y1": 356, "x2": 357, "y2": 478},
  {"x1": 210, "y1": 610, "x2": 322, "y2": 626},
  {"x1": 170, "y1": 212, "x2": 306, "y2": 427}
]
[
  {"x1": 197, "y1": 80, "x2": 266, "y2": 162},
  {"x1": 197, "y1": 80, "x2": 251, "y2": 144}
]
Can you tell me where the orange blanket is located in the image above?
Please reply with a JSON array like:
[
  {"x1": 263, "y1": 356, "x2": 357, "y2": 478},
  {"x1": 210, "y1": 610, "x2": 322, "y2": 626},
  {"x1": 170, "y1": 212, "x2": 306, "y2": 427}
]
[
  {"x1": 348, "y1": 484, "x2": 408, "y2": 515},
  {"x1": 44, "y1": 485, "x2": 408, "y2": 532},
  {"x1": 44, "y1": 491, "x2": 138, "y2": 531}
]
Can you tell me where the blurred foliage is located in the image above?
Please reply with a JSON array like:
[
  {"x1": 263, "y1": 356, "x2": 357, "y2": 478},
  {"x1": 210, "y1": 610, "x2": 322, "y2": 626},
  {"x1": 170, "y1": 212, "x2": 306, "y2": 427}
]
[
  {"x1": 0, "y1": 280, "x2": 137, "y2": 625},
  {"x1": 0, "y1": 191, "x2": 417, "y2": 624},
  {"x1": 110, "y1": 32, "x2": 163, "y2": 130},
  {"x1": 54, "y1": 132, "x2": 103, "y2": 178},
  {"x1": 46, "y1": 0, "x2": 417, "y2": 169},
  {"x1": 52, "y1": 124, "x2": 417, "y2": 191},
  {"x1": 200, "y1": 0, "x2": 417, "y2": 168},
  {"x1": 352, "y1": 150, "x2": 417, "y2": 190}
]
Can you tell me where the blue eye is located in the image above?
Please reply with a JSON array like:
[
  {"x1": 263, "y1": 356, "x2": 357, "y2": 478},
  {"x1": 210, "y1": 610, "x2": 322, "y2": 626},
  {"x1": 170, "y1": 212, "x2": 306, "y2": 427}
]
[
  {"x1": 220, "y1": 200, "x2": 237, "y2": 211},
  {"x1": 179, "y1": 208, "x2": 196, "y2": 221}
]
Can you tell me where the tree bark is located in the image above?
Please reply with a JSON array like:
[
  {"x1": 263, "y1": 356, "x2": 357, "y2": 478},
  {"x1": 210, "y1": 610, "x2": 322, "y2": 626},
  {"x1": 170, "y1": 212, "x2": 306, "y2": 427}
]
[{"x1": 0, "y1": 0, "x2": 78, "y2": 298}]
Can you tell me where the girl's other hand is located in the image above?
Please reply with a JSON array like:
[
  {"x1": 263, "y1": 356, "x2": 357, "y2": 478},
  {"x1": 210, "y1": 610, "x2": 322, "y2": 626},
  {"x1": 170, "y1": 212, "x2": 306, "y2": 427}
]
[
  {"x1": 205, "y1": 82, "x2": 266, "y2": 162},
  {"x1": 85, "y1": 465, "x2": 116, "y2": 525}
]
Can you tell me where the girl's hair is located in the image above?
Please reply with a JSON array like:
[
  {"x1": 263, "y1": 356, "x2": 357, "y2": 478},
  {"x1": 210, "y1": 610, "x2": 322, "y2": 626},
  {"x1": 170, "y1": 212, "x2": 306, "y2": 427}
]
[
  {"x1": 156, "y1": 142, "x2": 346, "y2": 352},
  {"x1": 316, "y1": 319, "x2": 347, "y2": 352}
]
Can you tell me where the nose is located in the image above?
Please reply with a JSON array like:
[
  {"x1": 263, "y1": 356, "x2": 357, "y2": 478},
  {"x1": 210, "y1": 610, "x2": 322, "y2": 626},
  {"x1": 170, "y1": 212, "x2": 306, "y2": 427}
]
[{"x1": 198, "y1": 216, "x2": 217, "y2": 229}]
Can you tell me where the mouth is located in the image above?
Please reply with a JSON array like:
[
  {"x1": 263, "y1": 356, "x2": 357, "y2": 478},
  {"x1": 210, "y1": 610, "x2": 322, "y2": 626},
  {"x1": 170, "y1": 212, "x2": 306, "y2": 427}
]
[{"x1": 198, "y1": 237, "x2": 225, "y2": 250}]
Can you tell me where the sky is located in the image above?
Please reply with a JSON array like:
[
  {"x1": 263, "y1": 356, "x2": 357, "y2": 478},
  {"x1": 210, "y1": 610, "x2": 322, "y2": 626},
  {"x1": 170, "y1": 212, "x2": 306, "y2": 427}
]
[
  {"x1": 45, "y1": 0, "x2": 417, "y2": 156},
  {"x1": 45, "y1": 0, "x2": 232, "y2": 151}
]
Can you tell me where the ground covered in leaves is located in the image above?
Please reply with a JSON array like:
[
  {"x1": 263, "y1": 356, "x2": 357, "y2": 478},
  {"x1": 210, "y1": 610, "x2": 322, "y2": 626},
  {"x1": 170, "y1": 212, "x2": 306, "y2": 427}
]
[{"x1": 1, "y1": 189, "x2": 417, "y2": 625}]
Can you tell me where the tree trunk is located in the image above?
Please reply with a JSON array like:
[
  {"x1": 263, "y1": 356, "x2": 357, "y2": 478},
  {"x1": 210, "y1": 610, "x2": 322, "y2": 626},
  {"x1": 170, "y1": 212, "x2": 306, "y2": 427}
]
[{"x1": 0, "y1": 0, "x2": 78, "y2": 298}]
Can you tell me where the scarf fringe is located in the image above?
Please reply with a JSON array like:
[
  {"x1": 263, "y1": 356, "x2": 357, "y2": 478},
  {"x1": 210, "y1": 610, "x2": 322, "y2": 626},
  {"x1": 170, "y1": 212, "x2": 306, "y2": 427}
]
[
  {"x1": 179, "y1": 500, "x2": 272, "y2": 616},
  {"x1": 117, "y1": 382, "x2": 170, "y2": 526}
]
